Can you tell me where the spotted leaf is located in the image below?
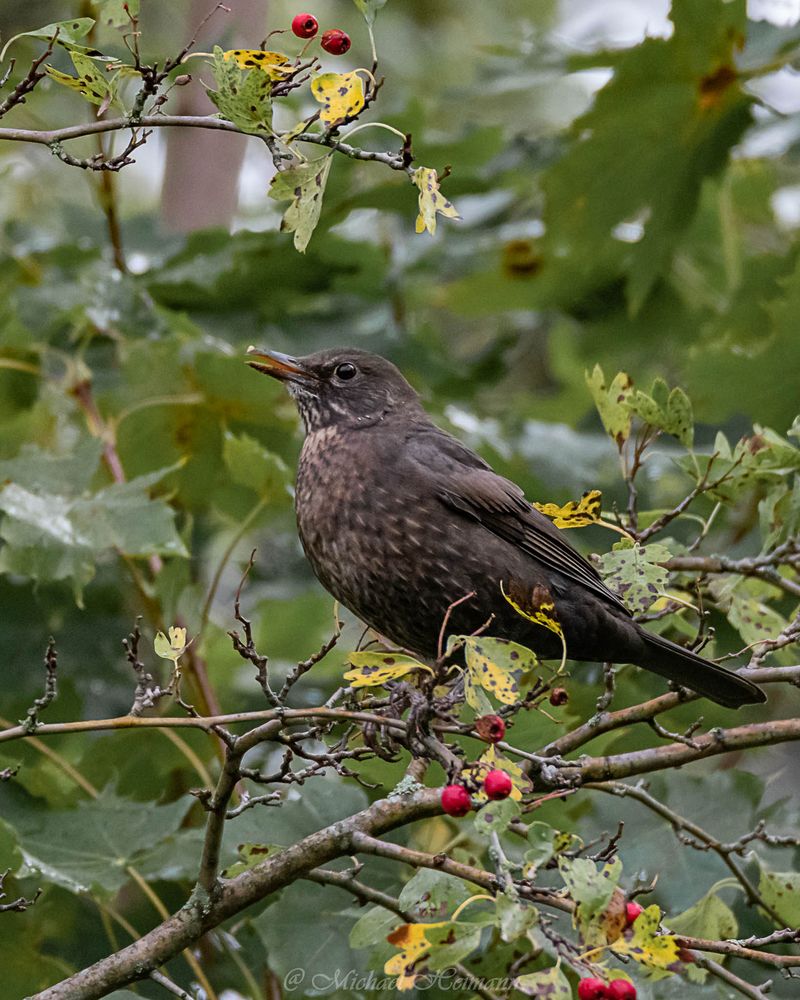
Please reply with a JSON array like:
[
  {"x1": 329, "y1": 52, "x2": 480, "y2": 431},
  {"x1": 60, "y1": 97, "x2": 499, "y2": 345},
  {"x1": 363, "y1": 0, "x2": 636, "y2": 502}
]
[
  {"x1": 413, "y1": 167, "x2": 461, "y2": 235},
  {"x1": 222, "y1": 842, "x2": 278, "y2": 878},
  {"x1": 452, "y1": 634, "x2": 536, "y2": 707},
  {"x1": 311, "y1": 71, "x2": 365, "y2": 126},
  {"x1": 344, "y1": 650, "x2": 431, "y2": 688},
  {"x1": 207, "y1": 46, "x2": 274, "y2": 134},
  {"x1": 0, "y1": 18, "x2": 96, "y2": 62},
  {"x1": 515, "y1": 964, "x2": 571, "y2": 999},
  {"x1": 596, "y1": 541, "x2": 671, "y2": 615},
  {"x1": 627, "y1": 378, "x2": 694, "y2": 448},
  {"x1": 92, "y1": 0, "x2": 139, "y2": 28},
  {"x1": 222, "y1": 48, "x2": 292, "y2": 80},
  {"x1": 269, "y1": 156, "x2": 333, "y2": 253},
  {"x1": 463, "y1": 745, "x2": 532, "y2": 803},
  {"x1": 757, "y1": 868, "x2": 800, "y2": 926},
  {"x1": 611, "y1": 904, "x2": 680, "y2": 970},
  {"x1": 585, "y1": 365, "x2": 633, "y2": 449},
  {"x1": 534, "y1": 489, "x2": 602, "y2": 528},
  {"x1": 385, "y1": 921, "x2": 481, "y2": 989},
  {"x1": 559, "y1": 856, "x2": 622, "y2": 947},
  {"x1": 45, "y1": 51, "x2": 118, "y2": 114},
  {"x1": 501, "y1": 584, "x2": 563, "y2": 640}
]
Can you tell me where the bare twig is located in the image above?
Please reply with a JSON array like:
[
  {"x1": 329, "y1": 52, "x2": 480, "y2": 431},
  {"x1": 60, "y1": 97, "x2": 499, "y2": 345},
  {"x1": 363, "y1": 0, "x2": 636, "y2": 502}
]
[{"x1": 22, "y1": 638, "x2": 58, "y2": 734}]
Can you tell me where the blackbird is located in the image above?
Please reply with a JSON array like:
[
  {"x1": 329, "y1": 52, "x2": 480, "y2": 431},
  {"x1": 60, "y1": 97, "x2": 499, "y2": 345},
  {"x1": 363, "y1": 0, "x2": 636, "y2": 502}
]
[{"x1": 247, "y1": 346, "x2": 765, "y2": 709}]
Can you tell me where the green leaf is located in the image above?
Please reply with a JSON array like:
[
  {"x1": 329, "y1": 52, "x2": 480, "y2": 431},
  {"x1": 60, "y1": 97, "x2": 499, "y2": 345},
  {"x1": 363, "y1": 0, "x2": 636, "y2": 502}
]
[
  {"x1": 0, "y1": 18, "x2": 96, "y2": 61},
  {"x1": 7, "y1": 789, "x2": 190, "y2": 897},
  {"x1": 351, "y1": 0, "x2": 388, "y2": 26},
  {"x1": 474, "y1": 796, "x2": 520, "y2": 836},
  {"x1": 45, "y1": 51, "x2": 119, "y2": 113},
  {"x1": 222, "y1": 430, "x2": 290, "y2": 499},
  {"x1": 496, "y1": 890, "x2": 538, "y2": 943},
  {"x1": 350, "y1": 905, "x2": 402, "y2": 949},
  {"x1": 91, "y1": 0, "x2": 139, "y2": 28},
  {"x1": 222, "y1": 842, "x2": 278, "y2": 878},
  {"x1": 597, "y1": 541, "x2": 672, "y2": 615},
  {"x1": 524, "y1": 822, "x2": 582, "y2": 876},
  {"x1": 585, "y1": 365, "x2": 633, "y2": 448},
  {"x1": 515, "y1": 964, "x2": 571, "y2": 999},
  {"x1": 0, "y1": 439, "x2": 102, "y2": 495},
  {"x1": 541, "y1": 0, "x2": 752, "y2": 311},
  {"x1": 425, "y1": 921, "x2": 484, "y2": 971},
  {"x1": 727, "y1": 591, "x2": 789, "y2": 649},
  {"x1": 206, "y1": 46, "x2": 273, "y2": 133},
  {"x1": 269, "y1": 156, "x2": 334, "y2": 253},
  {"x1": 0, "y1": 817, "x2": 22, "y2": 873},
  {"x1": 558, "y1": 856, "x2": 621, "y2": 932},
  {"x1": 626, "y1": 380, "x2": 694, "y2": 447},
  {"x1": 397, "y1": 868, "x2": 471, "y2": 921},
  {"x1": 668, "y1": 887, "x2": 737, "y2": 940},
  {"x1": 758, "y1": 868, "x2": 800, "y2": 926}
]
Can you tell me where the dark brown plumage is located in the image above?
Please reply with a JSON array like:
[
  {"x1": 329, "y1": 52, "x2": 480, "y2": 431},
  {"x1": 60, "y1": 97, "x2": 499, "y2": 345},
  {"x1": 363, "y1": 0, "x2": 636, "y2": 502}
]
[{"x1": 247, "y1": 346, "x2": 765, "y2": 709}]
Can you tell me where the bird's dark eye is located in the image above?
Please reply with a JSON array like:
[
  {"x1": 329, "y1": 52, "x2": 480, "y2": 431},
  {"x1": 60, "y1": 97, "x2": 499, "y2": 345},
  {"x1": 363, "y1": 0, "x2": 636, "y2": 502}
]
[{"x1": 335, "y1": 362, "x2": 357, "y2": 381}]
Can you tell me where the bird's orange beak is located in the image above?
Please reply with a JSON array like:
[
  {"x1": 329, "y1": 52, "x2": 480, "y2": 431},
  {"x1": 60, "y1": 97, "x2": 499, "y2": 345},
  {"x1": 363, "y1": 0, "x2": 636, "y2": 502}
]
[{"x1": 246, "y1": 347, "x2": 316, "y2": 382}]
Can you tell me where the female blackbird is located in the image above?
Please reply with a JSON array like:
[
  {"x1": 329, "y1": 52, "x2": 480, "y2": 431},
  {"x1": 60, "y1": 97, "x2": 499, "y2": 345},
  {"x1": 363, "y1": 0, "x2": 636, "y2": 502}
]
[{"x1": 247, "y1": 346, "x2": 765, "y2": 709}]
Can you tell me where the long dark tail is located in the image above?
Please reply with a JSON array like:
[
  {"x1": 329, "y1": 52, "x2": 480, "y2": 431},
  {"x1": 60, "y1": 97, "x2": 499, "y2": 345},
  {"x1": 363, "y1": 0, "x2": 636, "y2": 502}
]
[{"x1": 636, "y1": 629, "x2": 766, "y2": 709}]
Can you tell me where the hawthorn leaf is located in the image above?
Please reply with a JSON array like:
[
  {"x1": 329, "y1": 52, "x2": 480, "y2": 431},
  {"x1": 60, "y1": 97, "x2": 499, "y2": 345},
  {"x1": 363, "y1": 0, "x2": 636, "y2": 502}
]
[
  {"x1": 91, "y1": 0, "x2": 139, "y2": 28},
  {"x1": 397, "y1": 868, "x2": 471, "y2": 921},
  {"x1": 524, "y1": 822, "x2": 582, "y2": 876},
  {"x1": 462, "y1": 745, "x2": 532, "y2": 803},
  {"x1": 0, "y1": 18, "x2": 96, "y2": 62},
  {"x1": 474, "y1": 796, "x2": 520, "y2": 836},
  {"x1": 350, "y1": 905, "x2": 402, "y2": 949},
  {"x1": 559, "y1": 856, "x2": 622, "y2": 945},
  {"x1": 222, "y1": 842, "x2": 279, "y2": 878},
  {"x1": 534, "y1": 489, "x2": 602, "y2": 528},
  {"x1": 45, "y1": 51, "x2": 118, "y2": 113},
  {"x1": 611, "y1": 904, "x2": 680, "y2": 970},
  {"x1": 413, "y1": 167, "x2": 461, "y2": 236},
  {"x1": 0, "y1": 439, "x2": 102, "y2": 495},
  {"x1": 222, "y1": 48, "x2": 291, "y2": 79},
  {"x1": 343, "y1": 651, "x2": 432, "y2": 688},
  {"x1": 668, "y1": 888, "x2": 738, "y2": 940},
  {"x1": 597, "y1": 541, "x2": 672, "y2": 615},
  {"x1": 311, "y1": 71, "x2": 365, "y2": 125},
  {"x1": 206, "y1": 46, "x2": 274, "y2": 133},
  {"x1": 496, "y1": 890, "x2": 538, "y2": 942},
  {"x1": 384, "y1": 921, "x2": 448, "y2": 989},
  {"x1": 451, "y1": 634, "x2": 535, "y2": 706},
  {"x1": 515, "y1": 964, "x2": 571, "y2": 999},
  {"x1": 626, "y1": 380, "x2": 694, "y2": 447},
  {"x1": 727, "y1": 592, "x2": 788, "y2": 649},
  {"x1": 154, "y1": 625, "x2": 188, "y2": 664},
  {"x1": 501, "y1": 585, "x2": 563, "y2": 640},
  {"x1": 269, "y1": 156, "x2": 333, "y2": 253},
  {"x1": 585, "y1": 365, "x2": 633, "y2": 448},
  {"x1": 758, "y1": 868, "x2": 800, "y2": 926}
]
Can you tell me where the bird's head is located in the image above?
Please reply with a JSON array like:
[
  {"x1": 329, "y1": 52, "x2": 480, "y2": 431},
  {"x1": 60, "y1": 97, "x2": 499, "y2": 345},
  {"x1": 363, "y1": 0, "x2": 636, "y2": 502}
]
[{"x1": 247, "y1": 346, "x2": 422, "y2": 432}]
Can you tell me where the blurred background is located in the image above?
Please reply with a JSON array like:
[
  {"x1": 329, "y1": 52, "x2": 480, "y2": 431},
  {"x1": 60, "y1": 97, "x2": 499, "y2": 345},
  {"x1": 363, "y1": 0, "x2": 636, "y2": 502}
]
[{"x1": 1, "y1": 1, "x2": 800, "y2": 996}]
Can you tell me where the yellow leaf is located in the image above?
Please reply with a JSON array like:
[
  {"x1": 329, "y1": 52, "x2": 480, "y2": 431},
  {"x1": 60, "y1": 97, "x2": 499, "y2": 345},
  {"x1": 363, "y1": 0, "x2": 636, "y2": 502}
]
[
  {"x1": 222, "y1": 48, "x2": 292, "y2": 80},
  {"x1": 458, "y1": 635, "x2": 532, "y2": 707},
  {"x1": 154, "y1": 625, "x2": 188, "y2": 663},
  {"x1": 534, "y1": 489, "x2": 602, "y2": 528},
  {"x1": 462, "y1": 745, "x2": 532, "y2": 803},
  {"x1": 310, "y1": 71, "x2": 365, "y2": 126},
  {"x1": 413, "y1": 167, "x2": 461, "y2": 235},
  {"x1": 501, "y1": 583, "x2": 563, "y2": 640},
  {"x1": 611, "y1": 904, "x2": 680, "y2": 970},
  {"x1": 344, "y1": 651, "x2": 432, "y2": 688},
  {"x1": 385, "y1": 922, "x2": 448, "y2": 990}
]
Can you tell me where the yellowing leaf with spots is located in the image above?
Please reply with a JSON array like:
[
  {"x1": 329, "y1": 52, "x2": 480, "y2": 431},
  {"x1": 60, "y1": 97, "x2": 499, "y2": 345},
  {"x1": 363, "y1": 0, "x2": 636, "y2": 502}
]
[
  {"x1": 311, "y1": 71, "x2": 365, "y2": 125},
  {"x1": 154, "y1": 625, "x2": 189, "y2": 665},
  {"x1": 515, "y1": 964, "x2": 571, "y2": 999},
  {"x1": 385, "y1": 922, "x2": 447, "y2": 990},
  {"x1": 344, "y1": 650, "x2": 432, "y2": 688},
  {"x1": 413, "y1": 167, "x2": 461, "y2": 235},
  {"x1": 452, "y1": 635, "x2": 536, "y2": 708},
  {"x1": 585, "y1": 365, "x2": 633, "y2": 449},
  {"x1": 269, "y1": 156, "x2": 333, "y2": 253},
  {"x1": 534, "y1": 489, "x2": 602, "y2": 528},
  {"x1": 462, "y1": 745, "x2": 532, "y2": 803},
  {"x1": 222, "y1": 49, "x2": 292, "y2": 80},
  {"x1": 45, "y1": 51, "x2": 118, "y2": 114},
  {"x1": 611, "y1": 904, "x2": 680, "y2": 970},
  {"x1": 501, "y1": 584, "x2": 563, "y2": 640}
]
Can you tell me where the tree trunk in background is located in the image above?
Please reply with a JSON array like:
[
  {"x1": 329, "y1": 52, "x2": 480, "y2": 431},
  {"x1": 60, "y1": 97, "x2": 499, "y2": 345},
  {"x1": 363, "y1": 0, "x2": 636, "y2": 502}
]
[{"x1": 160, "y1": 0, "x2": 266, "y2": 232}]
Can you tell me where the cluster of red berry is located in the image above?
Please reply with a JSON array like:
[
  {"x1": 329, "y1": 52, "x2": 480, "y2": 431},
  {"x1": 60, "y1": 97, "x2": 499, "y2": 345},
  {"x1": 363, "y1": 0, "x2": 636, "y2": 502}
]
[
  {"x1": 291, "y1": 13, "x2": 351, "y2": 55},
  {"x1": 441, "y1": 715, "x2": 512, "y2": 816}
]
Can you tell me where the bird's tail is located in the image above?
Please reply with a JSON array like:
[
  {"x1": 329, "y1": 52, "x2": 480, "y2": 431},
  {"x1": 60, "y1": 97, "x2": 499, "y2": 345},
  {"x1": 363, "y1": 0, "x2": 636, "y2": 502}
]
[{"x1": 636, "y1": 629, "x2": 766, "y2": 709}]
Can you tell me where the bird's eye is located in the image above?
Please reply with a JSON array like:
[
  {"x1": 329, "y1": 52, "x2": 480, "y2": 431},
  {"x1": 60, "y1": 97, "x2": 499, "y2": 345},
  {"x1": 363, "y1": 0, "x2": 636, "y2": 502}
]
[{"x1": 335, "y1": 362, "x2": 357, "y2": 381}]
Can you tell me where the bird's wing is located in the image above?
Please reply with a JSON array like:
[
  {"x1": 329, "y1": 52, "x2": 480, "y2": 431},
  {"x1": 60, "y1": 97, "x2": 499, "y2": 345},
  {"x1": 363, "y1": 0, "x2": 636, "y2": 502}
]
[{"x1": 406, "y1": 424, "x2": 631, "y2": 615}]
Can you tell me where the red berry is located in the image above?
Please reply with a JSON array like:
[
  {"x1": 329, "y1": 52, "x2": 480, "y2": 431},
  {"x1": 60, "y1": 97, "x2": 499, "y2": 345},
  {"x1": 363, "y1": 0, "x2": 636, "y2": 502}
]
[
  {"x1": 291, "y1": 13, "x2": 319, "y2": 38},
  {"x1": 441, "y1": 784, "x2": 471, "y2": 817},
  {"x1": 483, "y1": 769, "x2": 513, "y2": 801},
  {"x1": 624, "y1": 901, "x2": 644, "y2": 926},
  {"x1": 321, "y1": 28, "x2": 351, "y2": 55},
  {"x1": 606, "y1": 981, "x2": 637, "y2": 1000},
  {"x1": 475, "y1": 714, "x2": 506, "y2": 743},
  {"x1": 549, "y1": 687, "x2": 569, "y2": 706},
  {"x1": 577, "y1": 979, "x2": 607, "y2": 1000}
]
